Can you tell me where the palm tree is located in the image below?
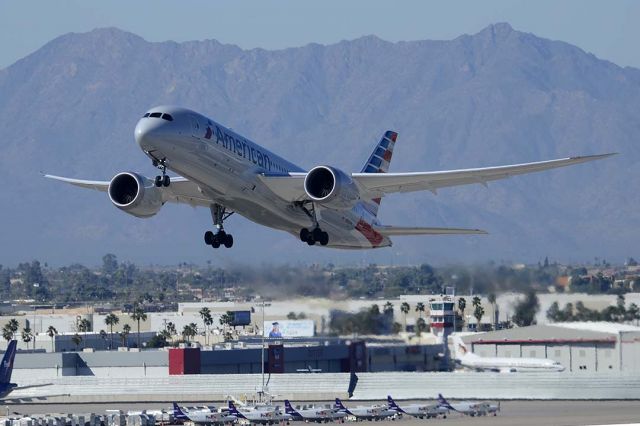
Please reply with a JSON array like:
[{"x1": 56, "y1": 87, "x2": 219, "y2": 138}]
[
  {"x1": 99, "y1": 330, "x2": 108, "y2": 349},
  {"x1": 166, "y1": 322, "x2": 177, "y2": 343},
  {"x1": 458, "y1": 298, "x2": 467, "y2": 330},
  {"x1": 46, "y1": 325, "x2": 58, "y2": 352},
  {"x1": 130, "y1": 304, "x2": 147, "y2": 349},
  {"x1": 182, "y1": 323, "x2": 197, "y2": 342},
  {"x1": 383, "y1": 301, "x2": 394, "y2": 316},
  {"x1": 473, "y1": 299, "x2": 485, "y2": 332},
  {"x1": 21, "y1": 326, "x2": 33, "y2": 346},
  {"x1": 400, "y1": 302, "x2": 410, "y2": 332},
  {"x1": 120, "y1": 324, "x2": 131, "y2": 347},
  {"x1": 104, "y1": 313, "x2": 119, "y2": 349},
  {"x1": 415, "y1": 302, "x2": 425, "y2": 319},
  {"x1": 487, "y1": 293, "x2": 497, "y2": 330},
  {"x1": 199, "y1": 307, "x2": 213, "y2": 345},
  {"x1": 77, "y1": 318, "x2": 91, "y2": 349},
  {"x1": 71, "y1": 333, "x2": 82, "y2": 351}
]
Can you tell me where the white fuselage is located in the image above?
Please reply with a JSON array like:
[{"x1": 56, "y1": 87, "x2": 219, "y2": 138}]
[
  {"x1": 459, "y1": 354, "x2": 565, "y2": 372},
  {"x1": 135, "y1": 106, "x2": 390, "y2": 249}
]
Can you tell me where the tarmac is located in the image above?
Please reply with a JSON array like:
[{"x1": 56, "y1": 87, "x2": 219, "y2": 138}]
[{"x1": 2, "y1": 401, "x2": 640, "y2": 426}]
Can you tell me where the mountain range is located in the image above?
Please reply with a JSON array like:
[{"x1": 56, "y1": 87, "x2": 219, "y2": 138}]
[{"x1": 0, "y1": 23, "x2": 637, "y2": 266}]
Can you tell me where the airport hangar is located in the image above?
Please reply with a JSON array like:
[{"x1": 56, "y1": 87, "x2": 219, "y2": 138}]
[{"x1": 461, "y1": 322, "x2": 640, "y2": 372}]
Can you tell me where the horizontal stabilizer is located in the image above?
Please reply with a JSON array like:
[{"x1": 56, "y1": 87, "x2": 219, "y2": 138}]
[{"x1": 374, "y1": 226, "x2": 488, "y2": 236}]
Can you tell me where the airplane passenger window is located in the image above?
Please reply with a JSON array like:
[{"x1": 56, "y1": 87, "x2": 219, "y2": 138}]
[
  {"x1": 162, "y1": 113, "x2": 174, "y2": 121},
  {"x1": 149, "y1": 112, "x2": 162, "y2": 118}
]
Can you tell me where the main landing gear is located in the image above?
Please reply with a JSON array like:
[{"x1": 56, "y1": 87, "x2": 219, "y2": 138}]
[
  {"x1": 299, "y1": 227, "x2": 329, "y2": 246},
  {"x1": 295, "y1": 201, "x2": 329, "y2": 246},
  {"x1": 152, "y1": 158, "x2": 170, "y2": 187},
  {"x1": 204, "y1": 204, "x2": 234, "y2": 249}
]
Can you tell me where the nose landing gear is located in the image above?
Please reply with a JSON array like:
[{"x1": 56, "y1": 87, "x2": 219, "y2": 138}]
[
  {"x1": 152, "y1": 158, "x2": 170, "y2": 187},
  {"x1": 204, "y1": 204, "x2": 234, "y2": 249}
]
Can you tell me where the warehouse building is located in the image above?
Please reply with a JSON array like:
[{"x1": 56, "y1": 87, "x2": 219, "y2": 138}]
[{"x1": 461, "y1": 322, "x2": 640, "y2": 372}]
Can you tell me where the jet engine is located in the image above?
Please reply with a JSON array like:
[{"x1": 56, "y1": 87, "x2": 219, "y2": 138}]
[
  {"x1": 304, "y1": 165, "x2": 360, "y2": 209},
  {"x1": 108, "y1": 172, "x2": 164, "y2": 218}
]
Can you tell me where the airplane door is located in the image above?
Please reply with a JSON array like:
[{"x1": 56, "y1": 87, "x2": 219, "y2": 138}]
[{"x1": 189, "y1": 115, "x2": 201, "y2": 138}]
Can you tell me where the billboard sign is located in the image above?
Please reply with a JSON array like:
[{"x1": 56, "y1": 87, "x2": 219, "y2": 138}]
[{"x1": 263, "y1": 320, "x2": 315, "y2": 338}]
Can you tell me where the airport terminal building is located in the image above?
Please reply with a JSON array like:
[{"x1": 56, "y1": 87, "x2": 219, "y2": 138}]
[{"x1": 461, "y1": 322, "x2": 640, "y2": 372}]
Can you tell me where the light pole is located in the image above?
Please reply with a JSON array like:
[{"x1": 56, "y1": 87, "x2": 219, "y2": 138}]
[{"x1": 259, "y1": 299, "x2": 271, "y2": 402}]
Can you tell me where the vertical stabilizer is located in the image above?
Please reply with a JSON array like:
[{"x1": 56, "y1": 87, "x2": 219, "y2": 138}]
[
  {"x1": 360, "y1": 130, "x2": 398, "y2": 216},
  {"x1": 0, "y1": 341, "x2": 17, "y2": 384}
]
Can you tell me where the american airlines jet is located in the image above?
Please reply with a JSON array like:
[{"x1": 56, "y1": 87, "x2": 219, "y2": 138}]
[{"x1": 46, "y1": 106, "x2": 612, "y2": 249}]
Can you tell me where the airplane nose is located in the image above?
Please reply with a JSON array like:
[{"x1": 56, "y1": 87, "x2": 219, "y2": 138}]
[{"x1": 134, "y1": 116, "x2": 170, "y2": 151}]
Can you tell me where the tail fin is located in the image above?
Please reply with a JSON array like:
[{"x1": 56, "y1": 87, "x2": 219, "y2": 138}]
[
  {"x1": 0, "y1": 341, "x2": 17, "y2": 384},
  {"x1": 437, "y1": 394, "x2": 453, "y2": 409},
  {"x1": 334, "y1": 398, "x2": 346, "y2": 410},
  {"x1": 284, "y1": 400, "x2": 298, "y2": 416},
  {"x1": 228, "y1": 401, "x2": 244, "y2": 419},
  {"x1": 360, "y1": 130, "x2": 398, "y2": 216},
  {"x1": 387, "y1": 396, "x2": 402, "y2": 412},
  {"x1": 452, "y1": 335, "x2": 476, "y2": 360},
  {"x1": 172, "y1": 403, "x2": 187, "y2": 419}
]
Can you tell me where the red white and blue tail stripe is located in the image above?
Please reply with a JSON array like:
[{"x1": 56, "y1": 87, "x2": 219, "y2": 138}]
[{"x1": 360, "y1": 130, "x2": 398, "y2": 216}]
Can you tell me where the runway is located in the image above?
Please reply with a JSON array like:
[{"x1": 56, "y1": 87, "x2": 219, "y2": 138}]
[{"x1": 3, "y1": 401, "x2": 639, "y2": 426}]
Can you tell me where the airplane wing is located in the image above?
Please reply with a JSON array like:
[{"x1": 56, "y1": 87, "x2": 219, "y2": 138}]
[
  {"x1": 258, "y1": 154, "x2": 613, "y2": 201},
  {"x1": 43, "y1": 174, "x2": 214, "y2": 207},
  {"x1": 351, "y1": 153, "x2": 615, "y2": 196},
  {"x1": 374, "y1": 226, "x2": 487, "y2": 236}
]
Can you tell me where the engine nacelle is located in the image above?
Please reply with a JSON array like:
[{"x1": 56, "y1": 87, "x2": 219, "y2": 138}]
[
  {"x1": 304, "y1": 165, "x2": 360, "y2": 209},
  {"x1": 108, "y1": 172, "x2": 163, "y2": 218}
]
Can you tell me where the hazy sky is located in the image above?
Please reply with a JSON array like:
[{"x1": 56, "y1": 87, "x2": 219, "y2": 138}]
[{"x1": 1, "y1": 0, "x2": 639, "y2": 69}]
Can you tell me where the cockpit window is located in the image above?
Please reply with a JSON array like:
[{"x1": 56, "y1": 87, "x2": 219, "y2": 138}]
[
  {"x1": 149, "y1": 112, "x2": 162, "y2": 118},
  {"x1": 143, "y1": 113, "x2": 150, "y2": 117},
  {"x1": 161, "y1": 113, "x2": 174, "y2": 121}
]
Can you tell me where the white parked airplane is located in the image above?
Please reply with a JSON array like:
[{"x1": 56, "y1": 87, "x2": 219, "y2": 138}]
[
  {"x1": 228, "y1": 401, "x2": 291, "y2": 425},
  {"x1": 45, "y1": 105, "x2": 613, "y2": 249},
  {"x1": 436, "y1": 394, "x2": 491, "y2": 417},
  {"x1": 333, "y1": 398, "x2": 396, "y2": 421},
  {"x1": 387, "y1": 395, "x2": 448, "y2": 419},
  {"x1": 172, "y1": 403, "x2": 236, "y2": 425},
  {"x1": 452, "y1": 335, "x2": 565, "y2": 373},
  {"x1": 284, "y1": 400, "x2": 332, "y2": 422}
]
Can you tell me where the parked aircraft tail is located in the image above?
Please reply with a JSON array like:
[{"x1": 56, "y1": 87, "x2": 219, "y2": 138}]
[
  {"x1": 437, "y1": 394, "x2": 454, "y2": 410},
  {"x1": 227, "y1": 401, "x2": 245, "y2": 419},
  {"x1": 334, "y1": 398, "x2": 347, "y2": 410},
  {"x1": 171, "y1": 403, "x2": 188, "y2": 420},
  {"x1": 387, "y1": 395, "x2": 403, "y2": 412},
  {"x1": 360, "y1": 130, "x2": 398, "y2": 216},
  {"x1": 452, "y1": 335, "x2": 478, "y2": 361},
  {"x1": 283, "y1": 400, "x2": 299, "y2": 416},
  {"x1": 0, "y1": 341, "x2": 17, "y2": 385}
]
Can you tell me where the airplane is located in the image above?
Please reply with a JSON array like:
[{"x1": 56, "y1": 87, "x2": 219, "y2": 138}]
[
  {"x1": 44, "y1": 105, "x2": 614, "y2": 250},
  {"x1": 333, "y1": 398, "x2": 396, "y2": 421},
  {"x1": 436, "y1": 394, "x2": 490, "y2": 417},
  {"x1": 295, "y1": 365, "x2": 322, "y2": 373},
  {"x1": 452, "y1": 335, "x2": 565, "y2": 372},
  {"x1": 172, "y1": 403, "x2": 236, "y2": 425},
  {"x1": 283, "y1": 400, "x2": 332, "y2": 422},
  {"x1": 386, "y1": 395, "x2": 448, "y2": 419},
  {"x1": 228, "y1": 401, "x2": 291, "y2": 425}
]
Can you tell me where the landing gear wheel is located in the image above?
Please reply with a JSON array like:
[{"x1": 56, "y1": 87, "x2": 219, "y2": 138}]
[
  {"x1": 211, "y1": 238, "x2": 221, "y2": 249},
  {"x1": 154, "y1": 176, "x2": 162, "y2": 187},
  {"x1": 223, "y1": 234, "x2": 234, "y2": 248},
  {"x1": 300, "y1": 228, "x2": 310, "y2": 242},
  {"x1": 163, "y1": 175, "x2": 170, "y2": 187},
  {"x1": 306, "y1": 237, "x2": 315, "y2": 246},
  {"x1": 204, "y1": 231, "x2": 214, "y2": 245},
  {"x1": 319, "y1": 231, "x2": 329, "y2": 246},
  {"x1": 312, "y1": 227, "x2": 323, "y2": 241}
]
